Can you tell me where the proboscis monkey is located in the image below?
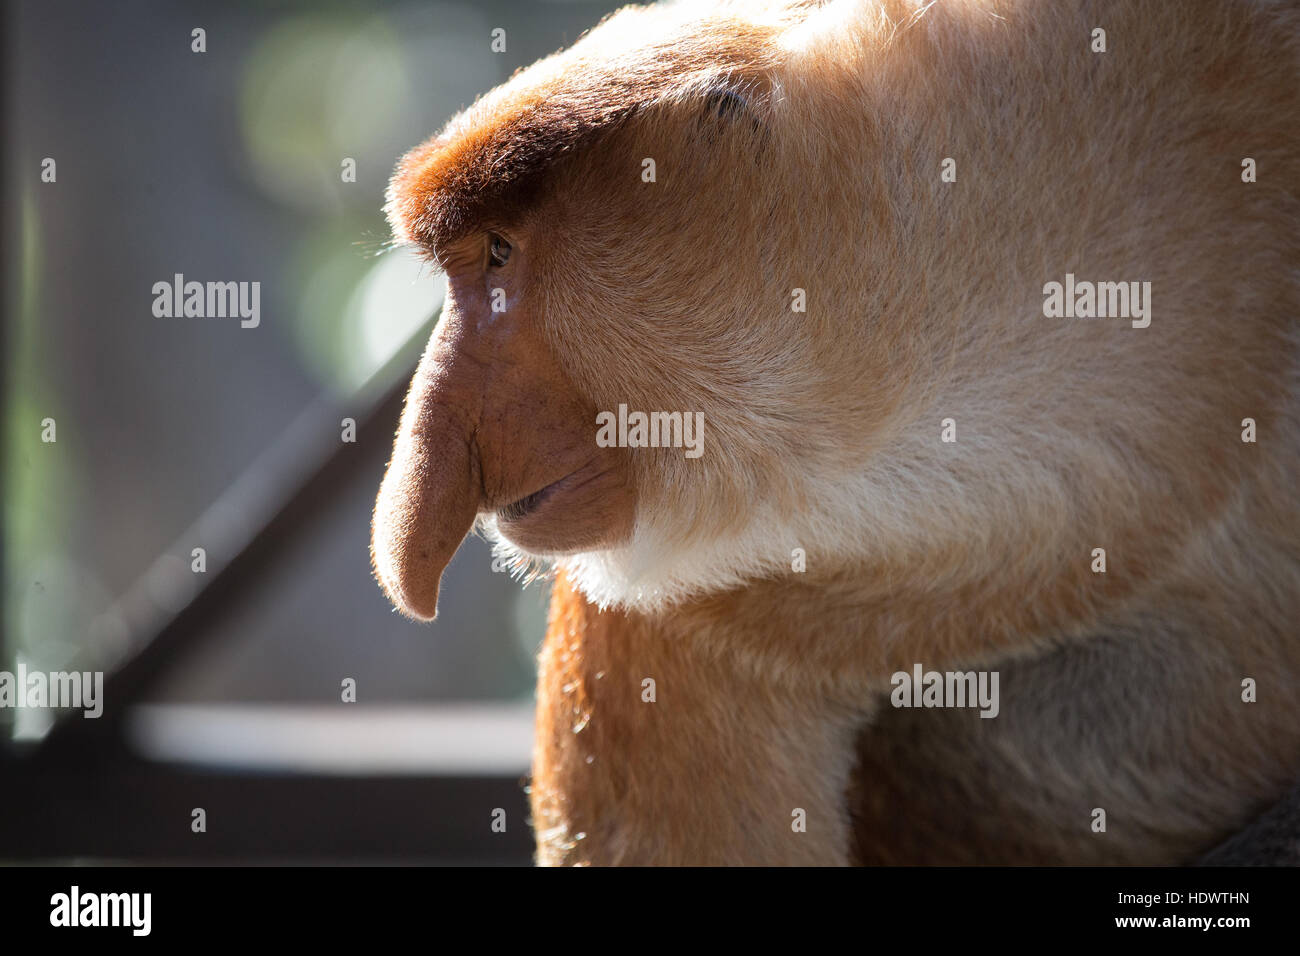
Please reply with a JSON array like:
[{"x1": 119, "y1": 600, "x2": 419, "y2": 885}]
[{"x1": 371, "y1": 0, "x2": 1300, "y2": 865}]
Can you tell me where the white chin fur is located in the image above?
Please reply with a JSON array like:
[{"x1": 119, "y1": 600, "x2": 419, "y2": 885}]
[{"x1": 479, "y1": 506, "x2": 805, "y2": 613}]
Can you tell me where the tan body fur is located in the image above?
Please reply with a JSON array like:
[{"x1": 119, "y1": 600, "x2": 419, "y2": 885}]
[{"x1": 374, "y1": 0, "x2": 1300, "y2": 864}]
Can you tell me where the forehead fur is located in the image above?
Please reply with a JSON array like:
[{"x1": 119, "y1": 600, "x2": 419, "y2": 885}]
[{"x1": 385, "y1": 1, "x2": 809, "y2": 255}]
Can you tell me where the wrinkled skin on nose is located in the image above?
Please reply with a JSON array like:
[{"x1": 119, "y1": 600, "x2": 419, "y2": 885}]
[
  {"x1": 370, "y1": 312, "x2": 481, "y2": 621},
  {"x1": 371, "y1": 276, "x2": 634, "y2": 621}
]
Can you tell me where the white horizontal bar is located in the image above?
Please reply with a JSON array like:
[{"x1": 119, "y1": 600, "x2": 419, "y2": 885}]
[{"x1": 126, "y1": 702, "x2": 535, "y2": 776}]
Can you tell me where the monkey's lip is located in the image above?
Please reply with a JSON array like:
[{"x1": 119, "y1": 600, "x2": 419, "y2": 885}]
[
  {"x1": 496, "y1": 466, "x2": 606, "y2": 525},
  {"x1": 492, "y1": 462, "x2": 629, "y2": 553}
]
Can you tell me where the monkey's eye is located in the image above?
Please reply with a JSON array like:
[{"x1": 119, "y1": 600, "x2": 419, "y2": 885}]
[{"x1": 488, "y1": 234, "x2": 512, "y2": 268}]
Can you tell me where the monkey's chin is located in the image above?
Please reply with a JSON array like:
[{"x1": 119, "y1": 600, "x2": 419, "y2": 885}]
[{"x1": 483, "y1": 490, "x2": 819, "y2": 614}]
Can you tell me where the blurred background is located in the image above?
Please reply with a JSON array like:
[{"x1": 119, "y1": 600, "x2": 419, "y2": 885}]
[{"x1": 2, "y1": 0, "x2": 622, "y2": 864}]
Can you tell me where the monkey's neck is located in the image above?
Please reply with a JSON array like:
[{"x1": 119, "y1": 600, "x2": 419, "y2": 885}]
[{"x1": 530, "y1": 571, "x2": 866, "y2": 865}]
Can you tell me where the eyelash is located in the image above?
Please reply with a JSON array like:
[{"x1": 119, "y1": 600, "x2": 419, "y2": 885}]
[{"x1": 489, "y1": 234, "x2": 511, "y2": 267}]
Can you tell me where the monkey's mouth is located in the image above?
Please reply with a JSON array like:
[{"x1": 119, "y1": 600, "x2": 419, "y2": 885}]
[
  {"x1": 491, "y1": 462, "x2": 633, "y2": 554},
  {"x1": 497, "y1": 467, "x2": 597, "y2": 524},
  {"x1": 498, "y1": 482, "x2": 562, "y2": 523}
]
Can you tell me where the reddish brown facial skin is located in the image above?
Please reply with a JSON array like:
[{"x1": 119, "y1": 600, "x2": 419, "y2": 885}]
[{"x1": 370, "y1": 237, "x2": 634, "y2": 621}]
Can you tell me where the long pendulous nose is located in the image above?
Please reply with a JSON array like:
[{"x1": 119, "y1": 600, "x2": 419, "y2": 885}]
[{"x1": 371, "y1": 322, "x2": 482, "y2": 621}]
